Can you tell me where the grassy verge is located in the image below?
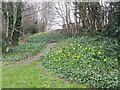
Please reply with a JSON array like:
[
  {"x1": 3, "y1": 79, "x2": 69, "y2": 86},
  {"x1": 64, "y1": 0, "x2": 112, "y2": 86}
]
[{"x1": 2, "y1": 61, "x2": 86, "y2": 88}]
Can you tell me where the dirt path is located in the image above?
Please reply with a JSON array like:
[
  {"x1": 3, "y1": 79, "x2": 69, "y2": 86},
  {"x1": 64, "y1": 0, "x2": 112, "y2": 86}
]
[{"x1": 10, "y1": 43, "x2": 56, "y2": 66}]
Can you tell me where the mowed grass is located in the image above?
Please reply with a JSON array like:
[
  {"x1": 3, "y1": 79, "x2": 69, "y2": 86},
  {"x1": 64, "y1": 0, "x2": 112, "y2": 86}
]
[{"x1": 2, "y1": 61, "x2": 86, "y2": 88}]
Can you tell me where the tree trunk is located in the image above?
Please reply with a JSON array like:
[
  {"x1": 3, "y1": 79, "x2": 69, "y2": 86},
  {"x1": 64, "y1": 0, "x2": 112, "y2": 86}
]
[
  {"x1": 12, "y1": 2, "x2": 22, "y2": 46},
  {"x1": 12, "y1": 30, "x2": 20, "y2": 45},
  {"x1": 2, "y1": 2, "x2": 14, "y2": 53}
]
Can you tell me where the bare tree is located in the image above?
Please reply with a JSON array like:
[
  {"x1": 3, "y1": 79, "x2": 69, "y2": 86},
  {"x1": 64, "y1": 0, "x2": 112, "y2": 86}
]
[
  {"x1": 21, "y1": 2, "x2": 38, "y2": 35},
  {"x1": 37, "y1": 2, "x2": 56, "y2": 32},
  {"x1": 54, "y1": 1, "x2": 78, "y2": 36}
]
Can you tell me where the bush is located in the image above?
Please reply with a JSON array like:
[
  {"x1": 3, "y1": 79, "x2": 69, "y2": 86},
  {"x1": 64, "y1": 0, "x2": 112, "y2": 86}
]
[
  {"x1": 24, "y1": 24, "x2": 38, "y2": 34},
  {"x1": 28, "y1": 25, "x2": 38, "y2": 34}
]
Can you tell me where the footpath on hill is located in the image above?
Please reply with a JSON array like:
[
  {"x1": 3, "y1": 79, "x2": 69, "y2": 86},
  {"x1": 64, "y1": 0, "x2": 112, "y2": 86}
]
[{"x1": 10, "y1": 43, "x2": 56, "y2": 66}]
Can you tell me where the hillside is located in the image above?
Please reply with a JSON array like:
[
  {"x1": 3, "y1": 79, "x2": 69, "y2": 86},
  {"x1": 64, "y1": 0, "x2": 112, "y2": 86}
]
[{"x1": 2, "y1": 31, "x2": 119, "y2": 88}]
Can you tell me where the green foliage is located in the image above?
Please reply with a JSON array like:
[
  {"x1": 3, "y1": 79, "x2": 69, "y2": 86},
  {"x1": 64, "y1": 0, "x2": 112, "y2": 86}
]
[{"x1": 41, "y1": 35, "x2": 119, "y2": 88}]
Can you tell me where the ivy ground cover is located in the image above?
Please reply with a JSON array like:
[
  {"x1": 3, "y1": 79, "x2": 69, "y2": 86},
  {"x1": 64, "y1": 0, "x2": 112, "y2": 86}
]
[{"x1": 40, "y1": 35, "x2": 119, "y2": 88}]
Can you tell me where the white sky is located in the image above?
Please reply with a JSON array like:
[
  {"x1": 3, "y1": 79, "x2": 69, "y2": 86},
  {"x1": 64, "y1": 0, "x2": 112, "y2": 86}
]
[{"x1": 2, "y1": 0, "x2": 119, "y2": 30}]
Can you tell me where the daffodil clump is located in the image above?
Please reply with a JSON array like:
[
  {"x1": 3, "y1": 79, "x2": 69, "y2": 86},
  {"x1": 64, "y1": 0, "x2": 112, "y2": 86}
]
[{"x1": 41, "y1": 35, "x2": 118, "y2": 88}]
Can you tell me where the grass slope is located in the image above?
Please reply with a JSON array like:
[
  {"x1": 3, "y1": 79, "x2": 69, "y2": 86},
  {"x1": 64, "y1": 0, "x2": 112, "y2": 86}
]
[
  {"x1": 2, "y1": 61, "x2": 86, "y2": 88},
  {"x1": 2, "y1": 31, "x2": 119, "y2": 88},
  {"x1": 3, "y1": 32, "x2": 69, "y2": 62}
]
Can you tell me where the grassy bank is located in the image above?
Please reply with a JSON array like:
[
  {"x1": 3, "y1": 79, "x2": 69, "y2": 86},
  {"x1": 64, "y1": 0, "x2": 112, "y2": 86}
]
[{"x1": 40, "y1": 35, "x2": 119, "y2": 88}]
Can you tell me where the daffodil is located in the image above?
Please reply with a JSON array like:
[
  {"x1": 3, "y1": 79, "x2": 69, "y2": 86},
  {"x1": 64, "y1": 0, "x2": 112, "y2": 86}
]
[
  {"x1": 76, "y1": 55, "x2": 80, "y2": 59},
  {"x1": 48, "y1": 56, "x2": 51, "y2": 58},
  {"x1": 68, "y1": 53, "x2": 70, "y2": 56},
  {"x1": 98, "y1": 51, "x2": 101, "y2": 55},
  {"x1": 85, "y1": 47, "x2": 87, "y2": 50},
  {"x1": 78, "y1": 44, "x2": 80, "y2": 47},
  {"x1": 92, "y1": 58, "x2": 94, "y2": 60},
  {"x1": 104, "y1": 59, "x2": 107, "y2": 62}
]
